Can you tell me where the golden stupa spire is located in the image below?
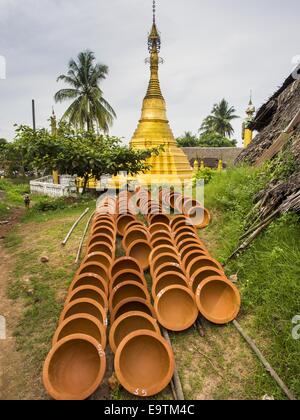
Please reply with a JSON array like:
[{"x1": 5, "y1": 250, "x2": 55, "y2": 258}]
[{"x1": 130, "y1": 0, "x2": 193, "y2": 186}]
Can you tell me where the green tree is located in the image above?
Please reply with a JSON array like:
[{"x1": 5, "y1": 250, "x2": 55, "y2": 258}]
[
  {"x1": 10, "y1": 125, "x2": 160, "y2": 194},
  {"x1": 198, "y1": 131, "x2": 237, "y2": 147},
  {"x1": 55, "y1": 50, "x2": 116, "y2": 132},
  {"x1": 176, "y1": 131, "x2": 199, "y2": 147},
  {"x1": 200, "y1": 99, "x2": 239, "y2": 138}
]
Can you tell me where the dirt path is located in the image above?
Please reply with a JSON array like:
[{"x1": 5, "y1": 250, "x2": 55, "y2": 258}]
[{"x1": 0, "y1": 207, "x2": 25, "y2": 399}]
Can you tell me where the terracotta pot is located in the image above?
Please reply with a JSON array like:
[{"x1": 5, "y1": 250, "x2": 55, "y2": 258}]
[
  {"x1": 109, "y1": 281, "x2": 150, "y2": 312},
  {"x1": 174, "y1": 195, "x2": 185, "y2": 213},
  {"x1": 149, "y1": 245, "x2": 178, "y2": 264},
  {"x1": 149, "y1": 223, "x2": 171, "y2": 236},
  {"x1": 186, "y1": 256, "x2": 224, "y2": 280},
  {"x1": 189, "y1": 267, "x2": 227, "y2": 294},
  {"x1": 196, "y1": 276, "x2": 241, "y2": 324},
  {"x1": 65, "y1": 286, "x2": 108, "y2": 312},
  {"x1": 117, "y1": 214, "x2": 137, "y2": 237},
  {"x1": 174, "y1": 231, "x2": 199, "y2": 247},
  {"x1": 88, "y1": 233, "x2": 115, "y2": 248},
  {"x1": 172, "y1": 220, "x2": 197, "y2": 235},
  {"x1": 122, "y1": 227, "x2": 150, "y2": 251},
  {"x1": 170, "y1": 215, "x2": 187, "y2": 230},
  {"x1": 182, "y1": 198, "x2": 202, "y2": 214},
  {"x1": 77, "y1": 262, "x2": 109, "y2": 284},
  {"x1": 181, "y1": 249, "x2": 210, "y2": 271},
  {"x1": 154, "y1": 285, "x2": 198, "y2": 332},
  {"x1": 110, "y1": 269, "x2": 147, "y2": 294},
  {"x1": 148, "y1": 214, "x2": 170, "y2": 226},
  {"x1": 114, "y1": 330, "x2": 174, "y2": 397},
  {"x1": 168, "y1": 192, "x2": 181, "y2": 209},
  {"x1": 186, "y1": 206, "x2": 211, "y2": 229},
  {"x1": 89, "y1": 227, "x2": 115, "y2": 242},
  {"x1": 86, "y1": 242, "x2": 115, "y2": 260},
  {"x1": 81, "y1": 252, "x2": 112, "y2": 270},
  {"x1": 150, "y1": 231, "x2": 173, "y2": 245},
  {"x1": 52, "y1": 314, "x2": 107, "y2": 350},
  {"x1": 151, "y1": 237, "x2": 175, "y2": 249},
  {"x1": 173, "y1": 226, "x2": 199, "y2": 241},
  {"x1": 153, "y1": 261, "x2": 184, "y2": 282},
  {"x1": 94, "y1": 214, "x2": 115, "y2": 223},
  {"x1": 177, "y1": 238, "x2": 206, "y2": 253},
  {"x1": 110, "y1": 257, "x2": 143, "y2": 279},
  {"x1": 59, "y1": 298, "x2": 108, "y2": 327},
  {"x1": 126, "y1": 240, "x2": 152, "y2": 271},
  {"x1": 124, "y1": 220, "x2": 145, "y2": 233},
  {"x1": 110, "y1": 297, "x2": 156, "y2": 325},
  {"x1": 91, "y1": 219, "x2": 115, "y2": 231},
  {"x1": 152, "y1": 271, "x2": 188, "y2": 299},
  {"x1": 43, "y1": 334, "x2": 106, "y2": 400},
  {"x1": 150, "y1": 253, "x2": 182, "y2": 280},
  {"x1": 69, "y1": 273, "x2": 108, "y2": 297},
  {"x1": 179, "y1": 243, "x2": 207, "y2": 261},
  {"x1": 109, "y1": 311, "x2": 160, "y2": 354}
]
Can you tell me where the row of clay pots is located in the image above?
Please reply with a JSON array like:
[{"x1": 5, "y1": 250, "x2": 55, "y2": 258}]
[
  {"x1": 43, "y1": 211, "x2": 117, "y2": 400},
  {"x1": 108, "y1": 254, "x2": 175, "y2": 397},
  {"x1": 148, "y1": 221, "x2": 199, "y2": 332},
  {"x1": 170, "y1": 216, "x2": 241, "y2": 325}
]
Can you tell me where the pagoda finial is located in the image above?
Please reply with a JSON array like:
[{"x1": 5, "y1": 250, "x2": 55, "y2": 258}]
[{"x1": 153, "y1": 0, "x2": 156, "y2": 24}]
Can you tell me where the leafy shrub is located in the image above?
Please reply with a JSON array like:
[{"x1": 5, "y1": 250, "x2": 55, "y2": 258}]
[{"x1": 194, "y1": 167, "x2": 216, "y2": 185}]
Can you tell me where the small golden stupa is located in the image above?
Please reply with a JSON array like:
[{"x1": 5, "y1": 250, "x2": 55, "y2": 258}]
[{"x1": 130, "y1": 1, "x2": 193, "y2": 186}]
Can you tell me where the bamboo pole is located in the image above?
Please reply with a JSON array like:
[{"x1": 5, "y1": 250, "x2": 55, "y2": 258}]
[
  {"x1": 233, "y1": 320, "x2": 296, "y2": 401},
  {"x1": 61, "y1": 207, "x2": 90, "y2": 246},
  {"x1": 75, "y1": 211, "x2": 95, "y2": 264},
  {"x1": 162, "y1": 328, "x2": 185, "y2": 400}
]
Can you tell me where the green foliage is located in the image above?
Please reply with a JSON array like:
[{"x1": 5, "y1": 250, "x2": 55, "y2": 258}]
[
  {"x1": 199, "y1": 98, "x2": 239, "y2": 138},
  {"x1": 194, "y1": 167, "x2": 216, "y2": 185},
  {"x1": 0, "y1": 178, "x2": 30, "y2": 203},
  {"x1": 264, "y1": 144, "x2": 300, "y2": 181},
  {"x1": 177, "y1": 130, "x2": 237, "y2": 148},
  {"x1": 55, "y1": 50, "x2": 116, "y2": 132},
  {"x1": 204, "y1": 166, "x2": 300, "y2": 398}
]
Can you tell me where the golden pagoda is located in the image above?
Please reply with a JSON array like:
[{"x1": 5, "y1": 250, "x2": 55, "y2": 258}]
[{"x1": 130, "y1": 0, "x2": 193, "y2": 186}]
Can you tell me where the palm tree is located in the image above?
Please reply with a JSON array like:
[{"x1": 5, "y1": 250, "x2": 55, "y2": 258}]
[
  {"x1": 55, "y1": 50, "x2": 116, "y2": 132},
  {"x1": 200, "y1": 99, "x2": 239, "y2": 138}
]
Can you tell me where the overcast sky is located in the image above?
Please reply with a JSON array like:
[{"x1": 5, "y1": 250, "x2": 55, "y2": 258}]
[{"x1": 0, "y1": 0, "x2": 299, "y2": 146}]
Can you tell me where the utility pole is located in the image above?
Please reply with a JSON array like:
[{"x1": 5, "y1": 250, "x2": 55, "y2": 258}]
[{"x1": 32, "y1": 99, "x2": 36, "y2": 132}]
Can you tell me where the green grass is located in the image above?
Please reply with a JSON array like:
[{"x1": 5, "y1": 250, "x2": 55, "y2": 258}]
[{"x1": 202, "y1": 166, "x2": 300, "y2": 399}]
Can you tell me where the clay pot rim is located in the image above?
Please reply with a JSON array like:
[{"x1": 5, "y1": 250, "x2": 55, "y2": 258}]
[
  {"x1": 65, "y1": 285, "x2": 109, "y2": 312},
  {"x1": 150, "y1": 231, "x2": 173, "y2": 243},
  {"x1": 91, "y1": 218, "x2": 115, "y2": 227},
  {"x1": 81, "y1": 252, "x2": 112, "y2": 268},
  {"x1": 122, "y1": 227, "x2": 150, "y2": 250},
  {"x1": 174, "y1": 230, "x2": 198, "y2": 246},
  {"x1": 179, "y1": 243, "x2": 207, "y2": 259},
  {"x1": 152, "y1": 271, "x2": 189, "y2": 299},
  {"x1": 181, "y1": 249, "x2": 210, "y2": 271},
  {"x1": 69, "y1": 273, "x2": 109, "y2": 297},
  {"x1": 186, "y1": 207, "x2": 211, "y2": 229},
  {"x1": 152, "y1": 261, "x2": 184, "y2": 282},
  {"x1": 87, "y1": 233, "x2": 115, "y2": 247},
  {"x1": 114, "y1": 329, "x2": 174, "y2": 397},
  {"x1": 195, "y1": 276, "x2": 241, "y2": 324},
  {"x1": 116, "y1": 214, "x2": 137, "y2": 236},
  {"x1": 124, "y1": 220, "x2": 146, "y2": 232},
  {"x1": 148, "y1": 214, "x2": 170, "y2": 224},
  {"x1": 169, "y1": 215, "x2": 188, "y2": 228},
  {"x1": 86, "y1": 242, "x2": 115, "y2": 258},
  {"x1": 90, "y1": 224, "x2": 116, "y2": 235},
  {"x1": 110, "y1": 256, "x2": 143, "y2": 279},
  {"x1": 43, "y1": 333, "x2": 106, "y2": 401},
  {"x1": 154, "y1": 285, "x2": 198, "y2": 332},
  {"x1": 177, "y1": 237, "x2": 205, "y2": 252},
  {"x1": 94, "y1": 214, "x2": 115, "y2": 221},
  {"x1": 149, "y1": 245, "x2": 178, "y2": 264},
  {"x1": 186, "y1": 256, "x2": 224, "y2": 280},
  {"x1": 151, "y1": 237, "x2": 175, "y2": 249},
  {"x1": 52, "y1": 313, "x2": 107, "y2": 349},
  {"x1": 182, "y1": 198, "x2": 202, "y2": 213},
  {"x1": 149, "y1": 223, "x2": 171, "y2": 234},
  {"x1": 77, "y1": 261, "x2": 109, "y2": 282},
  {"x1": 89, "y1": 226, "x2": 115, "y2": 239},
  {"x1": 109, "y1": 281, "x2": 150, "y2": 313},
  {"x1": 172, "y1": 220, "x2": 197, "y2": 234},
  {"x1": 59, "y1": 298, "x2": 108, "y2": 327},
  {"x1": 110, "y1": 269, "x2": 147, "y2": 292},
  {"x1": 189, "y1": 266, "x2": 227, "y2": 292},
  {"x1": 150, "y1": 252, "x2": 182, "y2": 279},
  {"x1": 126, "y1": 240, "x2": 152, "y2": 270},
  {"x1": 110, "y1": 297, "x2": 157, "y2": 325},
  {"x1": 109, "y1": 310, "x2": 159, "y2": 354}
]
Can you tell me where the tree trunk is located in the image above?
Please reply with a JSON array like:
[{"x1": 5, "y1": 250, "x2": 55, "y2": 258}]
[{"x1": 82, "y1": 175, "x2": 89, "y2": 195}]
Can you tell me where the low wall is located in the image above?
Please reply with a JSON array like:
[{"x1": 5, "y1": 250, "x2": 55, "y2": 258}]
[
  {"x1": 182, "y1": 147, "x2": 243, "y2": 167},
  {"x1": 30, "y1": 175, "x2": 77, "y2": 198}
]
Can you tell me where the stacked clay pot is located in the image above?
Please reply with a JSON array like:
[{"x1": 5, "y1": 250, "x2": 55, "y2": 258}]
[
  {"x1": 148, "y1": 215, "x2": 199, "y2": 332},
  {"x1": 170, "y1": 215, "x2": 241, "y2": 325},
  {"x1": 43, "y1": 210, "x2": 117, "y2": 400},
  {"x1": 109, "y1": 197, "x2": 175, "y2": 397}
]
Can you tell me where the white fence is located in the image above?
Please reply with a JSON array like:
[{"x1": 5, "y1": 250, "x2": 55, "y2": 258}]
[{"x1": 30, "y1": 175, "x2": 77, "y2": 198}]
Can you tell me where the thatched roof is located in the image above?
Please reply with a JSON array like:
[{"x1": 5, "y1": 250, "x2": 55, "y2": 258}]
[{"x1": 236, "y1": 75, "x2": 300, "y2": 165}]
